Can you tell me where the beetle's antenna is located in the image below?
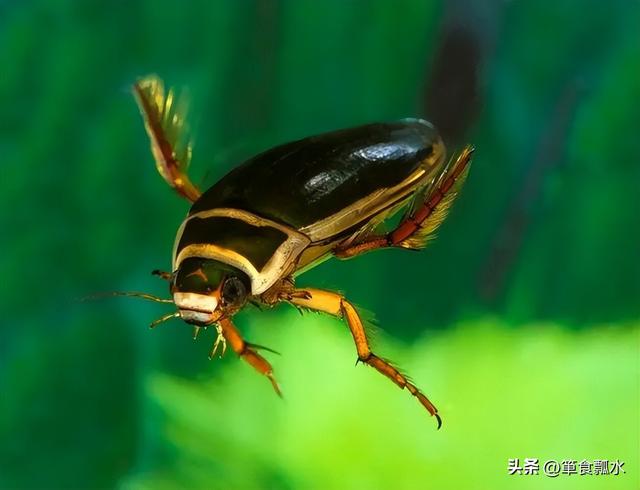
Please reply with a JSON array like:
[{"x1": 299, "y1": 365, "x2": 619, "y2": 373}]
[
  {"x1": 82, "y1": 291, "x2": 174, "y2": 304},
  {"x1": 150, "y1": 311, "x2": 180, "y2": 328}
]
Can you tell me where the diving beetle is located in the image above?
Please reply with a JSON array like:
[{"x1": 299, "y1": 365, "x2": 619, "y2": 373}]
[{"x1": 126, "y1": 75, "x2": 473, "y2": 428}]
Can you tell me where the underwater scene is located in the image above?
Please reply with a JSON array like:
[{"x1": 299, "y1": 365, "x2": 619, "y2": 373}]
[{"x1": 0, "y1": 1, "x2": 638, "y2": 489}]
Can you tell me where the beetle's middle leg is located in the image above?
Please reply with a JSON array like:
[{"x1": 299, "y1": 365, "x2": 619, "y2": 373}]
[
  {"x1": 334, "y1": 145, "x2": 473, "y2": 259},
  {"x1": 284, "y1": 287, "x2": 441, "y2": 427},
  {"x1": 218, "y1": 317, "x2": 282, "y2": 396}
]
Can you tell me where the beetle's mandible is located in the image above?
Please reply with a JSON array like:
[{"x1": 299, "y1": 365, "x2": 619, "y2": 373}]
[{"x1": 123, "y1": 75, "x2": 474, "y2": 429}]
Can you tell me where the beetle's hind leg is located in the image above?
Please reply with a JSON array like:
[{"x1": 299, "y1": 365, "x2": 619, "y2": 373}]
[
  {"x1": 133, "y1": 76, "x2": 202, "y2": 202},
  {"x1": 285, "y1": 288, "x2": 441, "y2": 427},
  {"x1": 334, "y1": 146, "x2": 473, "y2": 258},
  {"x1": 219, "y1": 318, "x2": 282, "y2": 396}
]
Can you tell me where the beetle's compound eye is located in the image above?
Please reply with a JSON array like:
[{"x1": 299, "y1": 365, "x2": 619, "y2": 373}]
[{"x1": 221, "y1": 276, "x2": 247, "y2": 306}]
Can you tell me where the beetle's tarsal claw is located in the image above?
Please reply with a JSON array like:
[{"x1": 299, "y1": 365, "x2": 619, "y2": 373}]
[
  {"x1": 208, "y1": 324, "x2": 227, "y2": 359},
  {"x1": 245, "y1": 342, "x2": 280, "y2": 355},
  {"x1": 268, "y1": 374, "x2": 283, "y2": 398},
  {"x1": 435, "y1": 413, "x2": 443, "y2": 430}
]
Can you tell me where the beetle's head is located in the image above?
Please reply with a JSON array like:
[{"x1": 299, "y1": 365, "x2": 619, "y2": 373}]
[{"x1": 171, "y1": 257, "x2": 251, "y2": 325}]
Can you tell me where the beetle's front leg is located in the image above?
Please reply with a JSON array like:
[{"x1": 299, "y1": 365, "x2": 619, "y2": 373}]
[
  {"x1": 151, "y1": 269, "x2": 173, "y2": 281},
  {"x1": 208, "y1": 323, "x2": 227, "y2": 359},
  {"x1": 285, "y1": 288, "x2": 441, "y2": 428},
  {"x1": 219, "y1": 318, "x2": 282, "y2": 396}
]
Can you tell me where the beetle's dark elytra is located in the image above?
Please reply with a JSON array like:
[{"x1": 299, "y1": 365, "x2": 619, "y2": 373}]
[{"x1": 190, "y1": 119, "x2": 444, "y2": 229}]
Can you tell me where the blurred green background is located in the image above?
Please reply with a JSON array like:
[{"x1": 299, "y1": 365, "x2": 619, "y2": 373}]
[{"x1": 1, "y1": 1, "x2": 638, "y2": 489}]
